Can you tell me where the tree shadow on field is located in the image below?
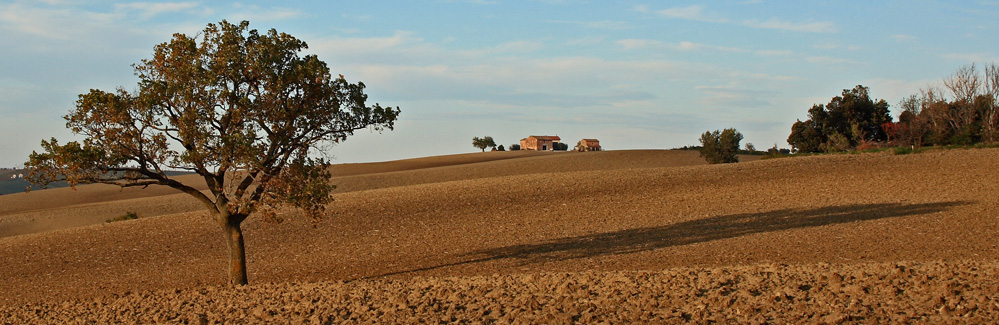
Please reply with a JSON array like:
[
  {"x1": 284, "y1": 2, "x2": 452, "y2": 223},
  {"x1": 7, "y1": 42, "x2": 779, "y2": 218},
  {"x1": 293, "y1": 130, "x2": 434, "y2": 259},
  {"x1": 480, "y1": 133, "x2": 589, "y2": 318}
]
[
  {"x1": 468, "y1": 201, "x2": 968, "y2": 265},
  {"x1": 365, "y1": 201, "x2": 968, "y2": 279}
]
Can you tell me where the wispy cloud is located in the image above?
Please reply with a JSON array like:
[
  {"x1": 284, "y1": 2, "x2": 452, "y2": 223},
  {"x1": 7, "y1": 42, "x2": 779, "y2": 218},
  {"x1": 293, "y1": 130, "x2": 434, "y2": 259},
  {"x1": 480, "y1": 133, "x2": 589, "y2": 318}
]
[
  {"x1": 743, "y1": 18, "x2": 837, "y2": 33},
  {"x1": 548, "y1": 19, "x2": 630, "y2": 30},
  {"x1": 648, "y1": 5, "x2": 836, "y2": 33},
  {"x1": 226, "y1": 5, "x2": 302, "y2": 22},
  {"x1": 114, "y1": 2, "x2": 201, "y2": 19},
  {"x1": 616, "y1": 39, "x2": 664, "y2": 50},
  {"x1": 806, "y1": 56, "x2": 858, "y2": 65},
  {"x1": 656, "y1": 5, "x2": 726, "y2": 23},
  {"x1": 695, "y1": 85, "x2": 775, "y2": 108},
  {"x1": 891, "y1": 34, "x2": 916, "y2": 42},
  {"x1": 812, "y1": 42, "x2": 861, "y2": 51},
  {"x1": 617, "y1": 39, "x2": 791, "y2": 56}
]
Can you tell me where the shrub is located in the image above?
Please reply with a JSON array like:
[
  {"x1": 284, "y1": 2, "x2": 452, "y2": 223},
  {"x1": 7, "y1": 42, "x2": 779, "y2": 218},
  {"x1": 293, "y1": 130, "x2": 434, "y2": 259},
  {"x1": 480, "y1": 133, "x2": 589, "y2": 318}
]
[
  {"x1": 699, "y1": 128, "x2": 743, "y2": 164},
  {"x1": 106, "y1": 211, "x2": 140, "y2": 223},
  {"x1": 510, "y1": 144, "x2": 521, "y2": 151}
]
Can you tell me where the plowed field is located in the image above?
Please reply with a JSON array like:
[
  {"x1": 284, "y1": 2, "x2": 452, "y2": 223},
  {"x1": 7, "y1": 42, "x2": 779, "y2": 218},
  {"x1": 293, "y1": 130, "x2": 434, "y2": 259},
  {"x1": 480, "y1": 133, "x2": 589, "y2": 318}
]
[{"x1": 1, "y1": 149, "x2": 998, "y2": 323}]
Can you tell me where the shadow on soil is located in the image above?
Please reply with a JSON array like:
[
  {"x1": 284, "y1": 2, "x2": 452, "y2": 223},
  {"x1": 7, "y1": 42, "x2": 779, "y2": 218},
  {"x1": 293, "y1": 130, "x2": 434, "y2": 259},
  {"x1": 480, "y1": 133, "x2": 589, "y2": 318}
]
[{"x1": 367, "y1": 201, "x2": 967, "y2": 279}]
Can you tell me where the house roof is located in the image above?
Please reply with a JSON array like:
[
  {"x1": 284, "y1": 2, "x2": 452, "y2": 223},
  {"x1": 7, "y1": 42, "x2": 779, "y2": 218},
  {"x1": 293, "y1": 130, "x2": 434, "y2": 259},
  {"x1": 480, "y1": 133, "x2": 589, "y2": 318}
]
[
  {"x1": 582, "y1": 139, "x2": 600, "y2": 143},
  {"x1": 529, "y1": 135, "x2": 561, "y2": 141}
]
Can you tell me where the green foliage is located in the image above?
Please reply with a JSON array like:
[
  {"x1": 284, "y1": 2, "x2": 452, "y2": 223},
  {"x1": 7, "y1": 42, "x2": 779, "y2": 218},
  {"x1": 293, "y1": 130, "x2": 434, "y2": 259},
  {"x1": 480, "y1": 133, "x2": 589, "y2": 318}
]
[
  {"x1": 510, "y1": 144, "x2": 521, "y2": 151},
  {"x1": 821, "y1": 132, "x2": 852, "y2": 152},
  {"x1": 472, "y1": 136, "x2": 496, "y2": 152},
  {"x1": 893, "y1": 147, "x2": 915, "y2": 155},
  {"x1": 788, "y1": 85, "x2": 891, "y2": 153},
  {"x1": 553, "y1": 142, "x2": 569, "y2": 151},
  {"x1": 497, "y1": 145, "x2": 505, "y2": 151},
  {"x1": 106, "y1": 211, "x2": 140, "y2": 223},
  {"x1": 699, "y1": 128, "x2": 743, "y2": 164}
]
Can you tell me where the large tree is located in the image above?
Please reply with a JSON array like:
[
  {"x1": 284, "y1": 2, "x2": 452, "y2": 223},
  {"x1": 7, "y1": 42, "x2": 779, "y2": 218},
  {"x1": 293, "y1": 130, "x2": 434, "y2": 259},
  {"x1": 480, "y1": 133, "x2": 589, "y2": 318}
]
[{"x1": 25, "y1": 20, "x2": 400, "y2": 286}]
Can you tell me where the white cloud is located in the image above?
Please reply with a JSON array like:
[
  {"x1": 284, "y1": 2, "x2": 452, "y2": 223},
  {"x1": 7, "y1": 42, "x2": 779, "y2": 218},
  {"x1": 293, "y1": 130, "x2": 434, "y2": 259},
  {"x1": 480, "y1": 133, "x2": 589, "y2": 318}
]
[
  {"x1": 616, "y1": 39, "x2": 664, "y2": 50},
  {"x1": 743, "y1": 18, "x2": 837, "y2": 33},
  {"x1": 806, "y1": 56, "x2": 858, "y2": 65},
  {"x1": 565, "y1": 36, "x2": 604, "y2": 46},
  {"x1": 618, "y1": 38, "x2": 791, "y2": 56},
  {"x1": 225, "y1": 6, "x2": 303, "y2": 22},
  {"x1": 0, "y1": 3, "x2": 117, "y2": 40},
  {"x1": 114, "y1": 2, "x2": 201, "y2": 19},
  {"x1": 812, "y1": 42, "x2": 861, "y2": 51},
  {"x1": 755, "y1": 49, "x2": 792, "y2": 56},
  {"x1": 648, "y1": 5, "x2": 836, "y2": 33},
  {"x1": 891, "y1": 34, "x2": 916, "y2": 42},
  {"x1": 656, "y1": 5, "x2": 726, "y2": 23},
  {"x1": 729, "y1": 72, "x2": 798, "y2": 82},
  {"x1": 696, "y1": 85, "x2": 775, "y2": 108},
  {"x1": 548, "y1": 19, "x2": 630, "y2": 30}
]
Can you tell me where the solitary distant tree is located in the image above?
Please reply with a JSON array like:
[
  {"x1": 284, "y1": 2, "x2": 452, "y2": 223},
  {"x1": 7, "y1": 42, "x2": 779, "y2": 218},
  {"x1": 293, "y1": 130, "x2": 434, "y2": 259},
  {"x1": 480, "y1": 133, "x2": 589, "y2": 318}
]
[
  {"x1": 699, "y1": 128, "x2": 743, "y2": 164},
  {"x1": 472, "y1": 136, "x2": 496, "y2": 152},
  {"x1": 25, "y1": 20, "x2": 400, "y2": 286}
]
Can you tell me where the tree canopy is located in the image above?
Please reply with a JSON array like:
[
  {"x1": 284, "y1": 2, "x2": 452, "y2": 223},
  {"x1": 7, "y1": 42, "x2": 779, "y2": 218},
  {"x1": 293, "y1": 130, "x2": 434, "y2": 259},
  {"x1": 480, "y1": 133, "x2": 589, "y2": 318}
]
[
  {"x1": 894, "y1": 63, "x2": 999, "y2": 147},
  {"x1": 787, "y1": 85, "x2": 891, "y2": 153},
  {"x1": 699, "y1": 128, "x2": 743, "y2": 164},
  {"x1": 25, "y1": 20, "x2": 400, "y2": 286},
  {"x1": 472, "y1": 136, "x2": 496, "y2": 152}
]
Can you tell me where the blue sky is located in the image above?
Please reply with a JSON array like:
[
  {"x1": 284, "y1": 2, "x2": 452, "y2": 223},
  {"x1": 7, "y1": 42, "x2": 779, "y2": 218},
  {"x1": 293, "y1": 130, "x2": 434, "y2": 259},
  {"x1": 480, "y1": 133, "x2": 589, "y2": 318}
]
[{"x1": 2, "y1": 1, "x2": 998, "y2": 167}]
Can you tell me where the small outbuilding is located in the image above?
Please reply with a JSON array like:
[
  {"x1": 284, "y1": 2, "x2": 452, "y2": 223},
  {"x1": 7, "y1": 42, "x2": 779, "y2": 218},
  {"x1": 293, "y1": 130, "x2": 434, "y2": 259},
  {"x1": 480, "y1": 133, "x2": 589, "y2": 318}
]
[
  {"x1": 576, "y1": 139, "x2": 601, "y2": 152},
  {"x1": 520, "y1": 135, "x2": 562, "y2": 151}
]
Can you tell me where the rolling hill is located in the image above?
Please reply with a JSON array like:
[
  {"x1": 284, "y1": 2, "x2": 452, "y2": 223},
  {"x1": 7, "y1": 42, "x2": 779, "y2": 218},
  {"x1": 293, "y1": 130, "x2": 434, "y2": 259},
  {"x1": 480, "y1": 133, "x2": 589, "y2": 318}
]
[{"x1": 1, "y1": 149, "x2": 997, "y2": 322}]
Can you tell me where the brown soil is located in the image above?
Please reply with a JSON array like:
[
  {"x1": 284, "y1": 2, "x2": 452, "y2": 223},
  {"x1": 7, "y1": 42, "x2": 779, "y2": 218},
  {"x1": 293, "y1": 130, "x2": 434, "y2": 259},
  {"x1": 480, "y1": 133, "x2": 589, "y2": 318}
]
[{"x1": 1, "y1": 149, "x2": 998, "y2": 322}]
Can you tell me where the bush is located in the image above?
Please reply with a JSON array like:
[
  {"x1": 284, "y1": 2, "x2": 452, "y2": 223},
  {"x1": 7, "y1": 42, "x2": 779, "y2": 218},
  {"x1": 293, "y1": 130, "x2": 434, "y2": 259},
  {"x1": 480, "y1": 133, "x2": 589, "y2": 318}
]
[
  {"x1": 699, "y1": 128, "x2": 743, "y2": 164},
  {"x1": 106, "y1": 211, "x2": 140, "y2": 223},
  {"x1": 510, "y1": 144, "x2": 521, "y2": 151},
  {"x1": 497, "y1": 145, "x2": 505, "y2": 151}
]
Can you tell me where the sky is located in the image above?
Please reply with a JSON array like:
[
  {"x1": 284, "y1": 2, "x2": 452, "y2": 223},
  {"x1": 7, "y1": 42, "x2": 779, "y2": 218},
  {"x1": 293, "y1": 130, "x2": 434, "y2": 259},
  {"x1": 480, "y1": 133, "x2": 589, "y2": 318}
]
[{"x1": 2, "y1": 1, "x2": 998, "y2": 167}]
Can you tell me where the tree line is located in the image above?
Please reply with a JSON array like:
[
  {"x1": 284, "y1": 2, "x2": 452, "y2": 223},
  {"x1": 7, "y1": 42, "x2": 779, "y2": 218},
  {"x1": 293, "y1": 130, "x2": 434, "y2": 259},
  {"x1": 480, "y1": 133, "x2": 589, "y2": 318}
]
[{"x1": 788, "y1": 63, "x2": 999, "y2": 153}]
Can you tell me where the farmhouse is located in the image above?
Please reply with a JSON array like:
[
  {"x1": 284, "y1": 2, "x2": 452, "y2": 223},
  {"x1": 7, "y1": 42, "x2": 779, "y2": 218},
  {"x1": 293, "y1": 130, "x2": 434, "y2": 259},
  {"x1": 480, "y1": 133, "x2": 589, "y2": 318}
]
[
  {"x1": 576, "y1": 139, "x2": 602, "y2": 152},
  {"x1": 520, "y1": 135, "x2": 561, "y2": 151}
]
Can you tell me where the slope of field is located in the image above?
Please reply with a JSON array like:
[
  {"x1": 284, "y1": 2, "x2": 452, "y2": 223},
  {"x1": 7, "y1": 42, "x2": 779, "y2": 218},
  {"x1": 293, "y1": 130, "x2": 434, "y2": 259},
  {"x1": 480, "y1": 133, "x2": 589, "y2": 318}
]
[
  {"x1": 1, "y1": 148, "x2": 998, "y2": 322},
  {"x1": 0, "y1": 150, "x2": 729, "y2": 237}
]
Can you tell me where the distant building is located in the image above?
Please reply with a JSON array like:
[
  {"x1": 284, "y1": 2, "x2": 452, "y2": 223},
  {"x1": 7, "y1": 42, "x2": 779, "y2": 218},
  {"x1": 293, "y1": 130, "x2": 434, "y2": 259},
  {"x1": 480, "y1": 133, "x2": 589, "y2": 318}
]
[
  {"x1": 576, "y1": 139, "x2": 601, "y2": 152},
  {"x1": 520, "y1": 135, "x2": 561, "y2": 151}
]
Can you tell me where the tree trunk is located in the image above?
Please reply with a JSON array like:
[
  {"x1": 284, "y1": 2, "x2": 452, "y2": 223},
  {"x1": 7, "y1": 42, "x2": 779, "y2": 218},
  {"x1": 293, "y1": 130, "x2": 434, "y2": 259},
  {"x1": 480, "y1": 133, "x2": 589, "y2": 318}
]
[{"x1": 222, "y1": 216, "x2": 249, "y2": 286}]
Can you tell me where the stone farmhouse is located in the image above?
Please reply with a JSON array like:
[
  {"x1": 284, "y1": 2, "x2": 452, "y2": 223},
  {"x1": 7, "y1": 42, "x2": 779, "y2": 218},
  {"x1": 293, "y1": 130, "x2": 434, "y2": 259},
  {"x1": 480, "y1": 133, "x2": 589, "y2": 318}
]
[
  {"x1": 576, "y1": 139, "x2": 602, "y2": 152},
  {"x1": 520, "y1": 135, "x2": 561, "y2": 151}
]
